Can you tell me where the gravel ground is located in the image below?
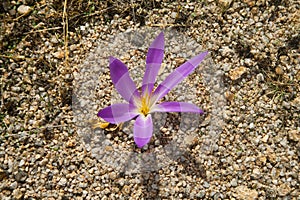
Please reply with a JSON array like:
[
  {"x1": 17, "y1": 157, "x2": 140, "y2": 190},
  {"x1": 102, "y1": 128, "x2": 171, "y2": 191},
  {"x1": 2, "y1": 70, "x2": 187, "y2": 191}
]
[{"x1": 1, "y1": 0, "x2": 299, "y2": 199}]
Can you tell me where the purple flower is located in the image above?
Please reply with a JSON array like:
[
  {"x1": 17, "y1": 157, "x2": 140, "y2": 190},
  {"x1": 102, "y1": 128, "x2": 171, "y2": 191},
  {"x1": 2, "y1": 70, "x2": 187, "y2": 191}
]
[{"x1": 98, "y1": 32, "x2": 208, "y2": 148}]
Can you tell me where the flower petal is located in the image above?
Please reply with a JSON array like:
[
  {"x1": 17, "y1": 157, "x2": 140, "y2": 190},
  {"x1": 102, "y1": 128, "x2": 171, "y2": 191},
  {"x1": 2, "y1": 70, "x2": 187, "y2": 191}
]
[
  {"x1": 109, "y1": 56, "x2": 140, "y2": 103},
  {"x1": 153, "y1": 51, "x2": 208, "y2": 102},
  {"x1": 141, "y1": 32, "x2": 164, "y2": 94},
  {"x1": 97, "y1": 103, "x2": 138, "y2": 124},
  {"x1": 134, "y1": 114, "x2": 153, "y2": 148},
  {"x1": 151, "y1": 102, "x2": 204, "y2": 114}
]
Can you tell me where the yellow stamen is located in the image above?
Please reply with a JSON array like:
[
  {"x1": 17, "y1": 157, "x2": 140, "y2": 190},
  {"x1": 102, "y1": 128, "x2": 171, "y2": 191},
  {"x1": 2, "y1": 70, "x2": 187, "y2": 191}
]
[
  {"x1": 139, "y1": 96, "x2": 150, "y2": 116},
  {"x1": 137, "y1": 90, "x2": 152, "y2": 116}
]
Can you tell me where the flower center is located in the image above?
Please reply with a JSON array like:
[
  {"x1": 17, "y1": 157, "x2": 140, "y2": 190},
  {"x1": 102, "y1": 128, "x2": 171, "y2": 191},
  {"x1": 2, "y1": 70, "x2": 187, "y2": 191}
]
[{"x1": 139, "y1": 96, "x2": 150, "y2": 116}]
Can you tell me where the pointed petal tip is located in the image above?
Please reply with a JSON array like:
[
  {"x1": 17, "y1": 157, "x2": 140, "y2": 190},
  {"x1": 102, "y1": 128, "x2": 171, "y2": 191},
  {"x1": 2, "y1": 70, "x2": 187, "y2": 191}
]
[
  {"x1": 158, "y1": 31, "x2": 164, "y2": 38},
  {"x1": 97, "y1": 108, "x2": 106, "y2": 118},
  {"x1": 202, "y1": 51, "x2": 209, "y2": 56},
  {"x1": 97, "y1": 110, "x2": 102, "y2": 117},
  {"x1": 187, "y1": 51, "x2": 209, "y2": 67},
  {"x1": 97, "y1": 103, "x2": 138, "y2": 124},
  {"x1": 195, "y1": 51, "x2": 209, "y2": 60},
  {"x1": 199, "y1": 50, "x2": 209, "y2": 58},
  {"x1": 134, "y1": 137, "x2": 151, "y2": 148},
  {"x1": 109, "y1": 56, "x2": 116, "y2": 64},
  {"x1": 150, "y1": 32, "x2": 165, "y2": 50}
]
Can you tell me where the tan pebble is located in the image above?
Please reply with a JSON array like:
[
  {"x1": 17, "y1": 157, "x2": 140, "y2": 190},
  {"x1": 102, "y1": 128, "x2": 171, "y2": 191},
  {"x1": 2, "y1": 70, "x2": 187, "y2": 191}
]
[
  {"x1": 170, "y1": 12, "x2": 178, "y2": 19},
  {"x1": 291, "y1": 96, "x2": 300, "y2": 107},
  {"x1": 277, "y1": 183, "x2": 291, "y2": 196},
  {"x1": 125, "y1": 15, "x2": 131, "y2": 20},
  {"x1": 12, "y1": 189, "x2": 23, "y2": 200},
  {"x1": 66, "y1": 139, "x2": 76, "y2": 147},
  {"x1": 218, "y1": 0, "x2": 233, "y2": 7},
  {"x1": 233, "y1": 164, "x2": 240, "y2": 170},
  {"x1": 296, "y1": 71, "x2": 300, "y2": 80},
  {"x1": 256, "y1": 0, "x2": 266, "y2": 6},
  {"x1": 160, "y1": 127, "x2": 168, "y2": 133},
  {"x1": 252, "y1": 168, "x2": 261, "y2": 179},
  {"x1": 244, "y1": 0, "x2": 255, "y2": 7},
  {"x1": 235, "y1": 185, "x2": 258, "y2": 200},
  {"x1": 46, "y1": 164, "x2": 54, "y2": 170},
  {"x1": 258, "y1": 155, "x2": 267, "y2": 165},
  {"x1": 53, "y1": 51, "x2": 65, "y2": 59},
  {"x1": 122, "y1": 185, "x2": 131, "y2": 195},
  {"x1": 261, "y1": 134, "x2": 269, "y2": 143},
  {"x1": 105, "y1": 146, "x2": 113, "y2": 151},
  {"x1": 70, "y1": 44, "x2": 78, "y2": 51},
  {"x1": 228, "y1": 66, "x2": 247, "y2": 80},
  {"x1": 251, "y1": 7, "x2": 259, "y2": 14},
  {"x1": 184, "y1": 135, "x2": 196, "y2": 145},
  {"x1": 225, "y1": 91, "x2": 235, "y2": 102},
  {"x1": 174, "y1": 57, "x2": 185, "y2": 65},
  {"x1": 3, "y1": 116, "x2": 10, "y2": 125},
  {"x1": 66, "y1": 171, "x2": 77, "y2": 179},
  {"x1": 275, "y1": 66, "x2": 284, "y2": 75},
  {"x1": 268, "y1": 153, "x2": 277, "y2": 164},
  {"x1": 23, "y1": 76, "x2": 32, "y2": 84},
  {"x1": 17, "y1": 5, "x2": 32, "y2": 15},
  {"x1": 288, "y1": 130, "x2": 299, "y2": 142}
]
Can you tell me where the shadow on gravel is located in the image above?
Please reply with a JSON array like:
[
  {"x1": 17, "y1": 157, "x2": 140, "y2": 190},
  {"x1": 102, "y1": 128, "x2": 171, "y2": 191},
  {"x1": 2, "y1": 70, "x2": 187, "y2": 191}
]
[
  {"x1": 140, "y1": 145, "x2": 207, "y2": 199},
  {"x1": 117, "y1": 143, "x2": 207, "y2": 199}
]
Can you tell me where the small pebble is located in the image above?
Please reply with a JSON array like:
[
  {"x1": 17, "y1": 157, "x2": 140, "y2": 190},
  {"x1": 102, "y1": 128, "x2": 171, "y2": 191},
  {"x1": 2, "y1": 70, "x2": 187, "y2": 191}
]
[{"x1": 17, "y1": 5, "x2": 31, "y2": 15}]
